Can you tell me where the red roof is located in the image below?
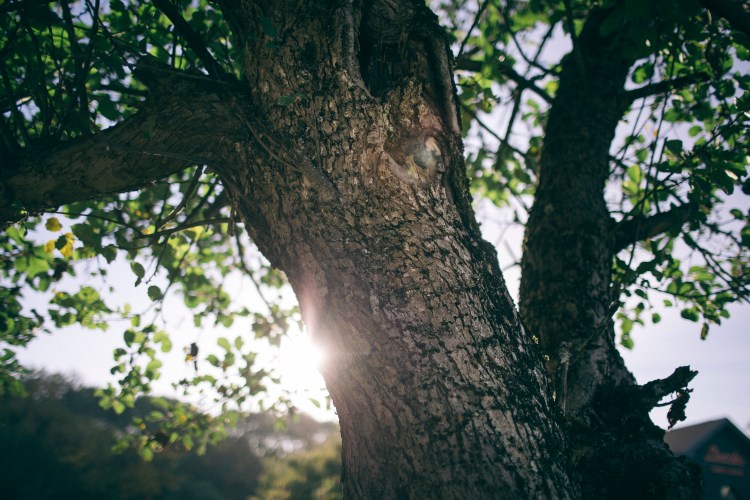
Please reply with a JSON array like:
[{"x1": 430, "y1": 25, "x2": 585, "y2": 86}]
[{"x1": 665, "y1": 418, "x2": 750, "y2": 456}]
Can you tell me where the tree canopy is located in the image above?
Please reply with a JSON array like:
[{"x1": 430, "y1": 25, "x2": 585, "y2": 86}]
[{"x1": 1, "y1": 0, "x2": 749, "y2": 496}]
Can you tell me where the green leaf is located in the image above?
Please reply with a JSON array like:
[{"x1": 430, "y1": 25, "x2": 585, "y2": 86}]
[
  {"x1": 626, "y1": 165, "x2": 643, "y2": 184},
  {"x1": 632, "y1": 62, "x2": 654, "y2": 84},
  {"x1": 112, "y1": 400, "x2": 126, "y2": 414},
  {"x1": 124, "y1": 329, "x2": 136, "y2": 347},
  {"x1": 146, "y1": 359, "x2": 162, "y2": 373},
  {"x1": 680, "y1": 309, "x2": 699, "y2": 322},
  {"x1": 71, "y1": 223, "x2": 98, "y2": 246},
  {"x1": 160, "y1": 338, "x2": 172, "y2": 353},
  {"x1": 621, "y1": 333, "x2": 634, "y2": 350},
  {"x1": 131, "y1": 262, "x2": 145, "y2": 286},
  {"x1": 140, "y1": 447, "x2": 154, "y2": 461},
  {"x1": 621, "y1": 317, "x2": 633, "y2": 335},
  {"x1": 217, "y1": 337, "x2": 231, "y2": 351},
  {"x1": 183, "y1": 434, "x2": 194, "y2": 450},
  {"x1": 664, "y1": 139, "x2": 683, "y2": 155},
  {"x1": 147, "y1": 285, "x2": 162, "y2": 301},
  {"x1": 101, "y1": 245, "x2": 117, "y2": 263},
  {"x1": 45, "y1": 217, "x2": 63, "y2": 232}
]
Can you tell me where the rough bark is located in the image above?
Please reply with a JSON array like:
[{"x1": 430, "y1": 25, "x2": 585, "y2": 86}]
[
  {"x1": 519, "y1": 8, "x2": 701, "y2": 499},
  {"x1": 212, "y1": 1, "x2": 575, "y2": 496}
]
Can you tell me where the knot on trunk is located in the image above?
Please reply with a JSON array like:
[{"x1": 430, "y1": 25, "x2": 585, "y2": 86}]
[{"x1": 385, "y1": 130, "x2": 446, "y2": 187}]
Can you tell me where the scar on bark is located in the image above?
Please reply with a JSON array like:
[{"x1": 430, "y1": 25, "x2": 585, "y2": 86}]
[{"x1": 383, "y1": 126, "x2": 448, "y2": 187}]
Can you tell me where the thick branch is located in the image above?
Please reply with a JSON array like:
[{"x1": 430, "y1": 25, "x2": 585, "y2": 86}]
[
  {"x1": 701, "y1": 0, "x2": 750, "y2": 38},
  {"x1": 599, "y1": 366, "x2": 698, "y2": 427},
  {"x1": 0, "y1": 68, "x2": 245, "y2": 229},
  {"x1": 626, "y1": 73, "x2": 711, "y2": 101},
  {"x1": 612, "y1": 202, "x2": 700, "y2": 252}
]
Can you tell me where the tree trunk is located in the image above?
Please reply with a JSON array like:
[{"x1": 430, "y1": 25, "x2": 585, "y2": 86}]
[
  {"x1": 211, "y1": 0, "x2": 576, "y2": 497},
  {"x1": 520, "y1": 9, "x2": 701, "y2": 499}
]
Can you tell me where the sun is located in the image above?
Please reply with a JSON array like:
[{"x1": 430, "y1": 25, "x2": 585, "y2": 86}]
[{"x1": 278, "y1": 333, "x2": 327, "y2": 394}]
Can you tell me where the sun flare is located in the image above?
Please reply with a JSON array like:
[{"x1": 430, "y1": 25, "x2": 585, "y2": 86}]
[{"x1": 278, "y1": 334, "x2": 326, "y2": 393}]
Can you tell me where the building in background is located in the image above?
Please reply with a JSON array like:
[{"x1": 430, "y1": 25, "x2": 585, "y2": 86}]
[{"x1": 666, "y1": 418, "x2": 750, "y2": 500}]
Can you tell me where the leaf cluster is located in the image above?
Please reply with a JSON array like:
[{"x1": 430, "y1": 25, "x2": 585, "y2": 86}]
[{"x1": 441, "y1": 0, "x2": 750, "y2": 345}]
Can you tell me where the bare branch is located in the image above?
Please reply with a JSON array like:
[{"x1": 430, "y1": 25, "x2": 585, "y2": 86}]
[
  {"x1": 461, "y1": 103, "x2": 528, "y2": 160},
  {"x1": 626, "y1": 73, "x2": 711, "y2": 102},
  {"x1": 598, "y1": 366, "x2": 697, "y2": 426},
  {"x1": 0, "y1": 68, "x2": 246, "y2": 229},
  {"x1": 157, "y1": 165, "x2": 205, "y2": 230},
  {"x1": 140, "y1": 217, "x2": 231, "y2": 240},
  {"x1": 457, "y1": 0, "x2": 491, "y2": 59}
]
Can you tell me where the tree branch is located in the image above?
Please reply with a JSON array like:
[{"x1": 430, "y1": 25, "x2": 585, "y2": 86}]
[
  {"x1": 601, "y1": 366, "x2": 698, "y2": 428},
  {"x1": 612, "y1": 202, "x2": 700, "y2": 252},
  {"x1": 455, "y1": 57, "x2": 553, "y2": 104},
  {"x1": 0, "y1": 66, "x2": 245, "y2": 229},
  {"x1": 701, "y1": 0, "x2": 750, "y2": 38},
  {"x1": 627, "y1": 73, "x2": 712, "y2": 102}
]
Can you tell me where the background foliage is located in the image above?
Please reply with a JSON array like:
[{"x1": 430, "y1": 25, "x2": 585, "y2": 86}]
[{"x1": 0, "y1": 372, "x2": 341, "y2": 500}]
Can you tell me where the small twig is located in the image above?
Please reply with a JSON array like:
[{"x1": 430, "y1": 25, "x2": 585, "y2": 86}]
[
  {"x1": 151, "y1": 0, "x2": 233, "y2": 82},
  {"x1": 456, "y1": 58, "x2": 553, "y2": 104},
  {"x1": 461, "y1": 103, "x2": 527, "y2": 158},
  {"x1": 457, "y1": 0, "x2": 491, "y2": 59},
  {"x1": 142, "y1": 217, "x2": 231, "y2": 240},
  {"x1": 157, "y1": 165, "x2": 205, "y2": 229}
]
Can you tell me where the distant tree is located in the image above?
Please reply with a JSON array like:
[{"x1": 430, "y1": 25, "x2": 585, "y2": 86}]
[
  {"x1": 0, "y1": 372, "x2": 340, "y2": 499},
  {"x1": 255, "y1": 435, "x2": 343, "y2": 500},
  {"x1": 1, "y1": 0, "x2": 748, "y2": 498},
  {"x1": 0, "y1": 374, "x2": 251, "y2": 499}
]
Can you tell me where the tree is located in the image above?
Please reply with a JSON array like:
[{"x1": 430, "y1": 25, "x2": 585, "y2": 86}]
[
  {"x1": 0, "y1": 372, "x2": 254, "y2": 499},
  {"x1": 1, "y1": 0, "x2": 748, "y2": 498},
  {"x1": 0, "y1": 371, "x2": 339, "y2": 499}
]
